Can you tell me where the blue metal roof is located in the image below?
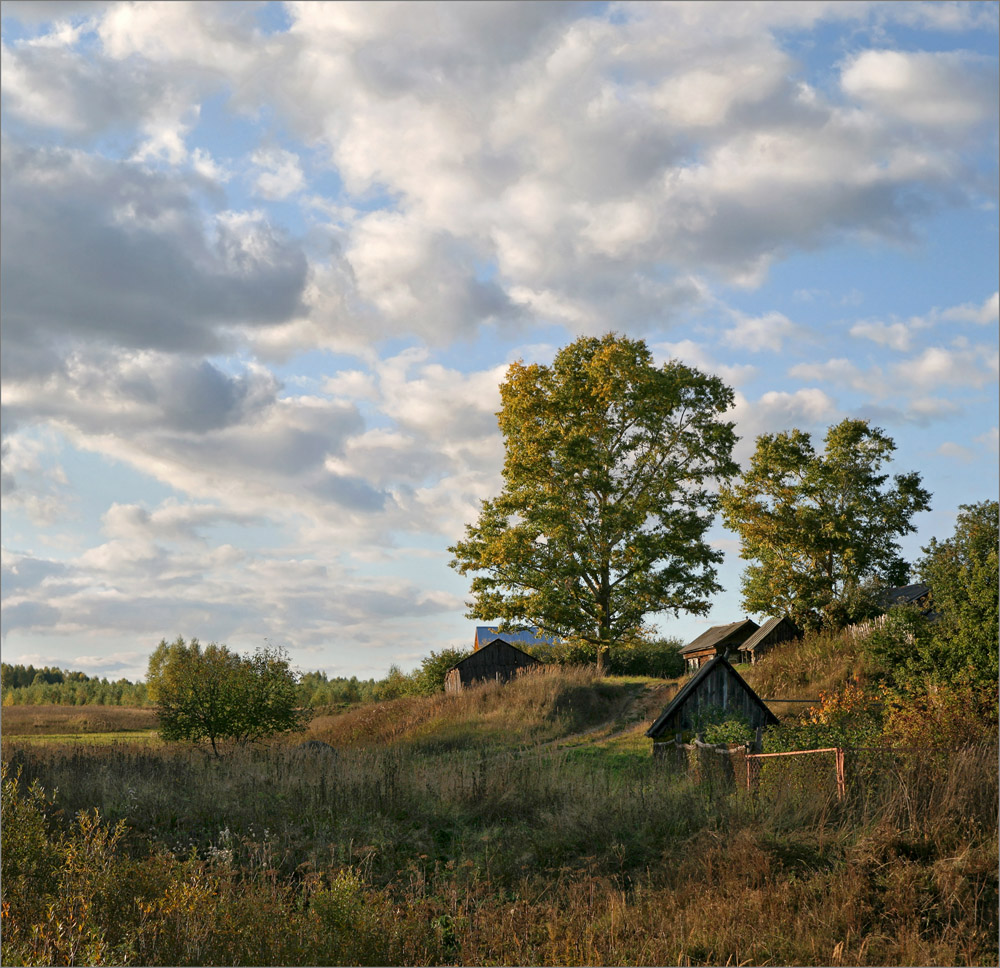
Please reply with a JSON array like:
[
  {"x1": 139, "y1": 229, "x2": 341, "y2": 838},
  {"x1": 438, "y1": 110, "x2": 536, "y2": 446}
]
[{"x1": 475, "y1": 626, "x2": 559, "y2": 649}]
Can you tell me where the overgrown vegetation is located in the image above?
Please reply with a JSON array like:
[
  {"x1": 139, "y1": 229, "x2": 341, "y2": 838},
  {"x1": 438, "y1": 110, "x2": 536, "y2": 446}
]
[{"x1": 3, "y1": 670, "x2": 996, "y2": 966}]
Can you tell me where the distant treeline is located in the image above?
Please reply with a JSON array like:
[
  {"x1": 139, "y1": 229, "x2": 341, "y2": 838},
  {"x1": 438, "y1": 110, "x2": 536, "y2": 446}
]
[
  {"x1": 1, "y1": 664, "x2": 151, "y2": 707},
  {"x1": 2, "y1": 638, "x2": 685, "y2": 709}
]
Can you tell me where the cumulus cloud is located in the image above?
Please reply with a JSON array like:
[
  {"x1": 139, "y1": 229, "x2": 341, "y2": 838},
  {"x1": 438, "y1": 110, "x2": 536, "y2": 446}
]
[
  {"x1": 725, "y1": 312, "x2": 801, "y2": 353},
  {"x1": 941, "y1": 291, "x2": 999, "y2": 326},
  {"x1": 728, "y1": 387, "x2": 839, "y2": 460},
  {"x1": 787, "y1": 358, "x2": 879, "y2": 392},
  {"x1": 652, "y1": 339, "x2": 758, "y2": 386},
  {"x1": 895, "y1": 344, "x2": 998, "y2": 390},
  {"x1": 977, "y1": 427, "x2": 999, "y2": 453},
  {"x1": 251, "y1": 147, "x2": 305, "y2": 200},
  {"x1": 841, "y1": 48, "x2": 999, "y2": 129},
  {"x1": 0, "y1": 144, "x2": 308, "y2": 377}
]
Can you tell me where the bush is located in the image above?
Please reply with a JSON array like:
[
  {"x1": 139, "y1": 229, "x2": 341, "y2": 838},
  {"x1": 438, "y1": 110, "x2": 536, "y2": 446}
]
[
  {"x1": 148, "y1": 638, "x2": 308, "y2": 755},
  {"x1": 526, "y1": 636, "x2": 685, "y2": 678}
]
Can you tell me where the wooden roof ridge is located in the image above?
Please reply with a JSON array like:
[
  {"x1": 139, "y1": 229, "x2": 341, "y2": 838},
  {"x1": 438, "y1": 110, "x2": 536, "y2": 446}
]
[
  {"x1": 679, "y1": 618, "x2": 759, "y2": 654},
  {"x1": 645, "y1": 653, "x2": 778, "y2": 738},
  {"x1": 740, "y1": 616, "x2": 796, "y2": 652},
  {"x1": 449, "y1": 638, "x2": 540, "y2": 671}
]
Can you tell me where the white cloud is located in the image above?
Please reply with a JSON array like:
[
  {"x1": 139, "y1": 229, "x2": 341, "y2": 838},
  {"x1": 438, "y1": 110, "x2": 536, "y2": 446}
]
[
  {"x1": 251, "y1": 147, "x2": 305, "y2": 200},
  {"x1": 849, "y1": 319, "x2": 918, "y2": 351},
  {"x1": 941, "y1": 291, "x2": 999, "y2": 326},
  {"x1": 937, "y1": 440, "x2": 975, "y2": 462},
  {"x1": 977, "y1": 427, "x2": 999, "y2": 453},
  {"x1": 728, "y1": 387, "x2": 839, "y2": 459},
  {"x1": 725, "y1": 312, "x2": 800, "y2": 353},
  {"x1": 653, "y1": 339, "x2": 758, "y2": 386},
  {"x1": 787, "y1": 358, "x2": 879, "y2": 392},
  {"x1": 842, "y1": 49, "x2": 998, "y2": 129},
  {"x1": 895, "y1": 345, "x2": 998, "y2": 390}
]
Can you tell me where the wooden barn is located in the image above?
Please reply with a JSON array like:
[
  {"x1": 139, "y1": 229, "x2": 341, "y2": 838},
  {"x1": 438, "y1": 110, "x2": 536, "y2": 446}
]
[
  {"x1": 444, "y1": 639, "x2": 541, "y2": 693},
  {"x1": 679, "y1": 619, "x2": 759, "y2": 673},
  {"x1": 646, "y1": 654, "x2": 778, "y2": 753},
  {"x1": 736, "y1": 616, "x2": 801, "y2": 665},
  {"x1": 883, "y1": 583, "x2": 933, "y2": 613}
]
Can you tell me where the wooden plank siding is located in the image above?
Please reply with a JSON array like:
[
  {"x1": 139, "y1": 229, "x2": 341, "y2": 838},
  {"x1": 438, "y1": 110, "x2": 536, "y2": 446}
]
[
  {"x1": 444, "y1": 639, "x2": 541, "y2": 693},
  {"x1": 646, "y1": 654, "x2": 778, "y2": 754}
]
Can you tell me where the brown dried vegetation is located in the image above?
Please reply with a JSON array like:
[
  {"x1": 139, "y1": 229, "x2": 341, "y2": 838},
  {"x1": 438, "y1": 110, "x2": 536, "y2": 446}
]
[{"x1": 2, "y1": 665, "x2": 996, "y2": 966}]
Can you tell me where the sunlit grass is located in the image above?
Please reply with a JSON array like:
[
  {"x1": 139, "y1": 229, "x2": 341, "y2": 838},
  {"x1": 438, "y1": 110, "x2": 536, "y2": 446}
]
[{"x1": 6, "y1": 730, "x2": 162, "y2": 746}]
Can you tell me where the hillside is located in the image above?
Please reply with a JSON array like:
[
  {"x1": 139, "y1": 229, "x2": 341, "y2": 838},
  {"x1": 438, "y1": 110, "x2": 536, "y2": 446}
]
[{"x1": 304, "y1": 665, "x2": 683, "y2": 754}]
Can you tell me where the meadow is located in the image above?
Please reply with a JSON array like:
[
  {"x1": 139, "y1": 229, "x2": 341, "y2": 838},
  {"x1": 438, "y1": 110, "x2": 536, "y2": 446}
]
[{"x1": 2, "y1": 662, "x2": 997, "y2": 966}]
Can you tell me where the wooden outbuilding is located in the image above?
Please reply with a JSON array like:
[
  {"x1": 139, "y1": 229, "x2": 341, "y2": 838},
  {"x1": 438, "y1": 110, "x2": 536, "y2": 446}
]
[
  {"x1": 444, "y1": 639, "x2": 541, "y2": 693},
  {"x1": 679, "y1": 619, "x2": 759, "y2": 673},
  {"x1": 736, "y1": 616, "x2": 801, "y2": 665},
  {"x1": 882, "y1": 583, "x2": 933, "y2": 613},
  {"x1": 646, "y1": 653, "x2": 778, "y2": 754}
]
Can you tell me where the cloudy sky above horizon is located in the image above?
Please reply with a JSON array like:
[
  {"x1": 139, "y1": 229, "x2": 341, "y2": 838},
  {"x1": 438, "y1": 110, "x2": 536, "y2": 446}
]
[{"x1": 2, "y1": 0, "x2": 997, "y2": 682}]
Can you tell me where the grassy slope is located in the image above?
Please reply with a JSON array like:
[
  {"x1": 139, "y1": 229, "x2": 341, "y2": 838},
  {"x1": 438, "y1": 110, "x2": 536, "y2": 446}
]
[{"x1": 3, "y1": 638, "x2": 997, "y2": 967}]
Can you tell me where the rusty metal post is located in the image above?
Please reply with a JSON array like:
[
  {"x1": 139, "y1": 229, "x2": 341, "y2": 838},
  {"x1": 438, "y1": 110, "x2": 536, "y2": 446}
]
[{"x1": 835, "y1": 747, "x2": 845, "y2": 800}]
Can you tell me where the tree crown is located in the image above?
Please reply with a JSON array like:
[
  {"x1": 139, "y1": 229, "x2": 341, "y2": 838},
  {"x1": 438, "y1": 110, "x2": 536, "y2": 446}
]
[{"x1": 450, "y1": 333, "x2": 738, "y2": 661}]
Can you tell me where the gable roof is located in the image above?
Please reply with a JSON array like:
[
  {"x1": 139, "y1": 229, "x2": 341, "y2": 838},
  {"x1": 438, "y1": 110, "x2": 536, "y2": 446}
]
[
  {"x1": 646, "y1": 653, "x2": 778, "y2": 738},
  {"x1": 882, "y1": 583, "x2": 931, "y2": 608},
  {"x1": 679, "y1": 619, "x2": 759, "y2": 655},
  {"x1": 739, "y1": 616, "x2": 798, "y2": 653},
  {"x1": 451, "y1": 638, "x2": 541, "y2": 671},
  {"x1": 475, "y1": 626, "x2": 559, "y2": 649}
]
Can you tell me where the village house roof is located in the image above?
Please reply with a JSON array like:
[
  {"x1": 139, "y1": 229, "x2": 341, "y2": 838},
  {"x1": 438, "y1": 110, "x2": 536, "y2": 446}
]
[
  {"x1": 451, "y1": 638, "x2": 541, "y2": 674},
  {"x1": 679, "y1": 619, "x2": 759, "y2": 655},
  {"x1": 882, "y1": 583, "x2": 931, "y2": 608},
  {"x1": 645, "y1": 653, "x2": 779, "y2": 739},
  {"x1": 474, "y1": 626, "x2": 559, "y2": 650},
  {"x1": 739, "y1": 616, "x2": 795, "y2": 654}
]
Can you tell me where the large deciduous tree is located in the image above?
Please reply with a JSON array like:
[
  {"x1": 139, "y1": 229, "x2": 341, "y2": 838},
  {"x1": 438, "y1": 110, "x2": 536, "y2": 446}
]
[
  {"x1": 916, "y1": 499, "x2": 998, "y2": 684},
  {"x1": 147, "y1": 638, "x2": 306, "y2": 755},
  {"x1": 720, "y1": 419, "x2": 932, "y2": 630},
  {"x1": 449, "y1": 334, "x2": 738, "y2": 672}
]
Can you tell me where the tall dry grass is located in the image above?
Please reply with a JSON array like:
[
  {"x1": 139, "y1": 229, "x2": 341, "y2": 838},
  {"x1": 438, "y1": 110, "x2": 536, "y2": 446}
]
[
  {"x1": 2, "y1": 663, "x2": 996, "y2": 966},
  {"x1": 743, "y1": 626, "x2": 865, "y2": 706}
]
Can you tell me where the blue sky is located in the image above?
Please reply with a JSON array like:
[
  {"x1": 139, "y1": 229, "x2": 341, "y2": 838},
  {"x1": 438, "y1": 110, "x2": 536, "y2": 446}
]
[{"x1": 2, "y1": 0, "x2": 997, "y2": 681}]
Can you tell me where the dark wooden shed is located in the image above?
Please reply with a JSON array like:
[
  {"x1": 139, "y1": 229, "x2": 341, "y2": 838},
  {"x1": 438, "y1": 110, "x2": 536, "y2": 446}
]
[
  {"x1": 444, "y1": 639, "x2": 541, "y2": 694},
  {"x1": 646, "y1": 654, "x2": 778, "y2": 752},
  {"x1": 736, "y1": 616, "x2": 801, "y2": 665},
  {"x1": 680, "y1": 619, "x2": 759, "y2": 673}
]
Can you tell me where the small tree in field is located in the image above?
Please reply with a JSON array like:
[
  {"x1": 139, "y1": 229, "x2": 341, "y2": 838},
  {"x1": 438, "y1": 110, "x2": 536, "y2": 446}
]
[{"x1": 147, "y1": 638, "x2": 307, "y2": 755}]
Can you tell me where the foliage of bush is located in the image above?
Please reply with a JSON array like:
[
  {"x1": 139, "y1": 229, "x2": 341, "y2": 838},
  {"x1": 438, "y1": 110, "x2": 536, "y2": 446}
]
[
  {"x1": 526, "y1": 636, "x2": 684, "y2": 678},
  {"x1": 148, "y1": 638, "x2": 307, "y2": 754}
]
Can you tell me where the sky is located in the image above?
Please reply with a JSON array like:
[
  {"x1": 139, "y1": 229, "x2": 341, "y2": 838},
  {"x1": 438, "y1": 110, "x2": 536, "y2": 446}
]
[{"x1": 1, "y1": 0, "x2": 997, "y2": 683}]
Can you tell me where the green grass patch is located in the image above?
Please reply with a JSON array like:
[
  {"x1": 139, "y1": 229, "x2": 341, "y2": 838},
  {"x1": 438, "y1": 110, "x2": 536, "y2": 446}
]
[{"x1": 5, "y1": 730, "x2": 162, "y2": 746}]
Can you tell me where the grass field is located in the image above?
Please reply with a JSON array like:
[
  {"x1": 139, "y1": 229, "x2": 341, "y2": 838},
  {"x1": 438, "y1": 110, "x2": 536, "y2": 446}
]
[
  {"x1": 2, "y1": 657, "x2": 997, "y2": 966},
  {"x1": 2, "y1": 704, "x2": 159, "y2": 736}
]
